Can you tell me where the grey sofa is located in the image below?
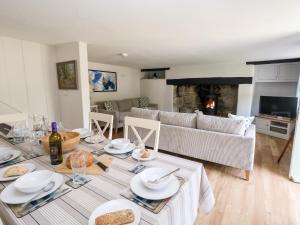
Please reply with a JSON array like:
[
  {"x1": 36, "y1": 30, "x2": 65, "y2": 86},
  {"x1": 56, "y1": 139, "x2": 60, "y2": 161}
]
[
  {"x1": 129, "y1": 107, "x2": 256, "y2": 180},
  {"x1": 95, "y1": 97, "x2": 158, "y2": 133}
]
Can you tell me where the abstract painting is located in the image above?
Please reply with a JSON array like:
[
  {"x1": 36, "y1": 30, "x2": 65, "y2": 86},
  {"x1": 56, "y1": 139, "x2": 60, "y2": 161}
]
[
  {"x1": 89, "y1": 70, "x2": 117, "y2": 92},
  {"x1": 56, "y1": 60, "x2": 78, "y2": 89}
]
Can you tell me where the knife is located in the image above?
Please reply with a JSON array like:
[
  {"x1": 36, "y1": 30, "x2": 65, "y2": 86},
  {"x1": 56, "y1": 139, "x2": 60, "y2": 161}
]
[{"x1": 93, "y1": 157, "x2": 109, "y2": 172}]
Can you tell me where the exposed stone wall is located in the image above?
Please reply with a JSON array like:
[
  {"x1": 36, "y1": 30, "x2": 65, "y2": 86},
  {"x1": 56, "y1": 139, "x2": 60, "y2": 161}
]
[{"x1": 173, "y1": 84, "x2": 238, "y2": 116}]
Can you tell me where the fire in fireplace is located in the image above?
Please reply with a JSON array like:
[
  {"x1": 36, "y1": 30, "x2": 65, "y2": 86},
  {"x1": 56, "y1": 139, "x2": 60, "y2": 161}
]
[{"x1": 206, "y1": 99, "x2": 215, "y2": 109}]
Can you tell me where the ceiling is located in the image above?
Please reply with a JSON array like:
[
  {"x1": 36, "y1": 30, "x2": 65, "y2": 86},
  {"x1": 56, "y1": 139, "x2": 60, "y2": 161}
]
[{"x1": 0, "y1": 0, "x2": 300, "y2": 68}]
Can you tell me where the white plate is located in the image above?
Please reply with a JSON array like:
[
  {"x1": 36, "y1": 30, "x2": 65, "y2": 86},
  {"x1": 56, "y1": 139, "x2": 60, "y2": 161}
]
[
  {"x1": 132, "y1": 150, "x2": 157, "y2": 161},
  {"x1": 130, "y1": 173, "x2": 180, "y2": 200},
  {"x1": 84, "y1": 135, "x2": 105, "y2": 144},
  {"x1": 0, "y1": 163, "x2": 36, "y2": 182},
  {"x1": 104, "y1": 143, "x2": 135, "y2": 155},
  {"x1": 0, "y1": 172, "x2": 63, "y2": 204},
  {"x1": 72, "y1": 128, "x2": 92, "y2": 139},
  {"x1": 88, "y1": 199, "x2": 141, "y2": 225},
  {"x1": 110, "y1": 138, "x2": 130, "y2": 149},
  {"x1": 0, "y1": 149, "x2": 21, "y2": 164}
]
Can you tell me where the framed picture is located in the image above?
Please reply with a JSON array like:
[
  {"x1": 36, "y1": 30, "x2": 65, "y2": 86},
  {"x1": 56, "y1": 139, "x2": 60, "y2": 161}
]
[
  {"x1": 56, "y1": 60, "x2": 78, "y2": 89},
  {"x1": 88, "y1": 70, "x2": 117, "y2": 92}
]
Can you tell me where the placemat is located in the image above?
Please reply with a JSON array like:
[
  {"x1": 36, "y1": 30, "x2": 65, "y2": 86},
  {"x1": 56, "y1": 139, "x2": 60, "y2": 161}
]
[
  {"x1": 0, "y1": 152, "x2": 44, "y2": 169},
  {"x1": 8, "y1": 184, "x2": 72, "y2": 218},
  {"x1": 55, "y1": 156, "x2": 112, "y2": 175},
  {"x1": 120, "y1": 177, "x2": 185, "y2": 214}
]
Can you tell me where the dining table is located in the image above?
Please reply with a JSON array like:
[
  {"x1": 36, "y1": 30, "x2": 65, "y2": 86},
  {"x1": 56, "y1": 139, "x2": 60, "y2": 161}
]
[{"x1": 0, "y1": 136, "x2": 215, "y2": 225}]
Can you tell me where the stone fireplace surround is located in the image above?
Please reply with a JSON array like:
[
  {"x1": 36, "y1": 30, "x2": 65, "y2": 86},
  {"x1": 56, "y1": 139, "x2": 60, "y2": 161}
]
[{"x1": 167, "y1": 77, "x2": 253, "y2": 116}]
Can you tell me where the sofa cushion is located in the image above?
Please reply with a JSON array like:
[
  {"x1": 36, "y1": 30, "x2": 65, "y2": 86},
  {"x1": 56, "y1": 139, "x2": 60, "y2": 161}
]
[
  {"x1": 197, "y1": 113, "x2": 246, "y2": 135},
  {"x1": 131, "y1": 98, "x2": 139, "y2": 107},
  {"x1": 104, "y1": 101, "x2": 118, "y2": 111},
  {"x1": 96, "y1": 101, "x2": 105, "y2": 110},
  {"x1": 138, "y1": 97, "x2": 150, "y2": 108},
  {"x1": 131, "y1": 107, "x2": 159, "y2": 120},
  {"x1": 228, "y1": 113, "x2": 254, "y2": 129},
  {"x1": 159, "y1": 111, "x2": 196, "y2": 128},
  {"x1": 117, "y1": 99, "x2": 133, "y2": 112}
]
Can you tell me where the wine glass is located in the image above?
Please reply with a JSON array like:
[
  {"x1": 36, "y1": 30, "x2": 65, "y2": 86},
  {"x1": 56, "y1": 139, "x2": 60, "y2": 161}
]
[{"x1": 133, "y1": 140, "x2": 145, "y2": 166}]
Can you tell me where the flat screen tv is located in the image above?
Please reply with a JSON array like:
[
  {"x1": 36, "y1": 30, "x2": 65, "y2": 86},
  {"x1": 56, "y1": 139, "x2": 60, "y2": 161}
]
[{"x1": 259, "y1": 96, "x2": 298, "y2": 118}]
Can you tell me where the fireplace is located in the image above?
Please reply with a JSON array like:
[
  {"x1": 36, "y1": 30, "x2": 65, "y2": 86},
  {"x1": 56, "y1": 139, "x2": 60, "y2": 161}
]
[{"x1": 173, "y1": 84, "x2": 238, "y2": 116}]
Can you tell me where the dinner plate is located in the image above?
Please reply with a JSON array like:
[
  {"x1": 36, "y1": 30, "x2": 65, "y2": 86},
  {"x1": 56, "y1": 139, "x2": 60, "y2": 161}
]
[
  {"x1": 0, "y1": 149, "x2": 21, "y2": 164},
  {"x1": 132, "y1": 149, "x2": 157, "y2": 161},
  {"x1": 84, "y1": 135, "x2": 105, "y2": 144},
  {"x1": 0, "y1": 163, "x2": 36, "y2": 182},
  {"x1": 0, "y1": 172, "x2": 63, "y2": 204},
  {"x1": 130, "y1": 173, "x2": 180, "y2": 200},
  {"x1": 104, "y1": 143, "x2": 135, "y2": 155},
  {"x1": 88, "y1": 199, "x2": 141, "y2": 225},
  {"x1": 72, "y1": 128, "x2": 93, "y2": 139}
]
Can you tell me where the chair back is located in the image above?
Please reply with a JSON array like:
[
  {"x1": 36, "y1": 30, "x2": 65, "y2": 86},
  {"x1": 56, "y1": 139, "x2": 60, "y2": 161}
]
[
  {"x1": 124, "y1": 116, "x2": 161, "y2": 151},
  {"x1": 0, "y1": 113, "x2": 28, "y2": 128},
  {"x1": 89, "y1": 112, "x2": 113, "y2": 140}
]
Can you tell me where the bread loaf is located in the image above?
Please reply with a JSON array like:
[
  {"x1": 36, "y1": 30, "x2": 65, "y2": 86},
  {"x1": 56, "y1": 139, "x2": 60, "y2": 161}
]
[
  {"x1": 95, "y1": 209, "x2": 134, "y2": 225},
  {"x1": 4, "y1": 165, "x2": 28, "y2": 177},
  {"x1": 65, "y1": 150, "x2": 94, "y2": 169}
]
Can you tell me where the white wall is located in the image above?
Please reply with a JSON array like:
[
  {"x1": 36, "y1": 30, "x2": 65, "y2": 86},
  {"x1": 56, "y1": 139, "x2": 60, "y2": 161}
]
[
  {"x1": 89, "y1": 62, "x2": 142, "y2": 104},
  {"x1": 56, "y1": 42, "x2": 90, "y2": 129},
  {"x1": 162, "y1": 62, "x2": 255, "y2": 115},
  {"x1": 140, "y1": 79, "x2": 173, "y2": 111},
  {"x1": 0, "y1": 36, "x2": 60, "y2": 122},
  {"x1": 251, "y1": 82, "x2": 298, "y2": 116}
]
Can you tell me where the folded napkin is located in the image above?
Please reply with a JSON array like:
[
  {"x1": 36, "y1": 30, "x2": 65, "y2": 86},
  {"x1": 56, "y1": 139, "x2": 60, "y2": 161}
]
[{"x1": 55, "y1": 156, "x2": 112, "y2": 175}]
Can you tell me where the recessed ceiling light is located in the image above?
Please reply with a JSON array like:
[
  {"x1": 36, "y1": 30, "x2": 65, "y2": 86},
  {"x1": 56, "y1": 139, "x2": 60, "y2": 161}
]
[{"x1": 119, "y1": 53, "x2": 129, "y2": 57}]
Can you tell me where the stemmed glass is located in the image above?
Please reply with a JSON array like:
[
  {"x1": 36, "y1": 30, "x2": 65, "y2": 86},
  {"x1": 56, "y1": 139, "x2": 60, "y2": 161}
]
[
  {"x1": 70, "y1": 152, "x2": 87, "y2": 185},
  {"x1": 133, "y1": 140, "x2": 145, "y2": 166}
]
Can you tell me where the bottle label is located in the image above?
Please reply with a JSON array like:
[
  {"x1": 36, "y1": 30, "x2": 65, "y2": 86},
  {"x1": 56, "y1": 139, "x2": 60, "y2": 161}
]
[{"x1": 49, "y1": 142, "x2": 62, "y2": 164}]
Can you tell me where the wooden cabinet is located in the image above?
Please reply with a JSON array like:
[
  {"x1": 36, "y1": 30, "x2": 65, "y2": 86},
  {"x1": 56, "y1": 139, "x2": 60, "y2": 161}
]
[
  {"x1": 278, "y1": 62, "x2": 300, "y2": 81},
  {"x1": 255, "y1": 64, "x2": 278, "y2": 81},
  {"x1": 255, "y1": 63, "x2": 300, "y2": 82}
]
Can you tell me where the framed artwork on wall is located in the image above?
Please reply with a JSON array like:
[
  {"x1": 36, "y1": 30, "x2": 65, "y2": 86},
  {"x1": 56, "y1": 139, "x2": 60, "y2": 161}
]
[
  {"x1": 88, "y1": 70, "x2": 117, "y2": 92},
  {"x1": 56, "y1": 60, "x2": 78, "y2": 89}
]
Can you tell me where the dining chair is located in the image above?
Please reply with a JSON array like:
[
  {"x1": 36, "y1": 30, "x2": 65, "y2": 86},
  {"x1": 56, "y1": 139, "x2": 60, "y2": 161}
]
[
  {"x1": 0, "y1": 113, "x2": 29, "y2": 128},
  {"x1": 89, "y1": 112, "x2": 114, "y2": 140},
  {"x1": 124, "y1": 116, "x2": 161, "y2": 151}
]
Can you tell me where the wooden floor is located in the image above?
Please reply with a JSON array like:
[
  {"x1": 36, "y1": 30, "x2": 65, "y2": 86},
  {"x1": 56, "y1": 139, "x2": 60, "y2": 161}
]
[{"x1": 112, "y1": 130, "x2": 300, "y2": 225}]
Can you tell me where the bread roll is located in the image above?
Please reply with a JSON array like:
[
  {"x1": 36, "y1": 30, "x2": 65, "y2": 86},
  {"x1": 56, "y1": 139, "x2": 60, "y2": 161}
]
[
  {"x1": 95, "y1": 209, "x2": 134, "y2": 225},
  {"x1": 141, "y1": 149, "x2": 150, "y2": 158},
  {"x1": 4, "y1": 165, "x2": 28, "y2": 177},
  {"x1": 65, "y1": 150, "x2": 94, "y2": 169}
]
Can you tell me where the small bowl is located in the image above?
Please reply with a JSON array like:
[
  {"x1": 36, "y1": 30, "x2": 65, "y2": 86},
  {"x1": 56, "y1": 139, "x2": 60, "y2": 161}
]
[
  {"x1": 14, "y1": 170, "x2": 53, "y2": 193},
  {"x1": 140, "y1": 167, "x2": 172, "y2": 190},
  {"x1": 110, "y1": 138, "x2": 130, "y2": 149}
]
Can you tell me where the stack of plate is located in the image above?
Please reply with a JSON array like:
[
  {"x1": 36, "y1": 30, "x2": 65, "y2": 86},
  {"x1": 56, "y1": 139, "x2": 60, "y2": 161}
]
[
  {"x1": 130, "y1": 167, "x2": 180, "y2": 200},
  {"x1": 0, "y1": 170, "x2": 63, "y2": 205},
  {"x1": 104, "y1": 139, "x2": 135, "y2": 154},
  {"x1": 72, "y1": 128, "x2": 93, "y2": 139}
]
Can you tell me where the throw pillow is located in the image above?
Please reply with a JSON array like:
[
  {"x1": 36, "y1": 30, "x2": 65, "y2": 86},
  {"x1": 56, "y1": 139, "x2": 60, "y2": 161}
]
[
  {"x1": 131, "y1": 107, "x2": 159, "y2": 120},
  {"x1": 228, "y1": 113, "x2": 254, "y2": 129},
  {"x1": 138, "y1": 97, "x2": 149, "y2": 108},
  {"x1": 197, "y1": 113, "x2": 246, "y2": 136},
  {"x1": 159, "y1": 111, "x2": 197, "y2": 128},
  {"x1": 104, "y1": 101, "x2": 118, "y2": 111}
]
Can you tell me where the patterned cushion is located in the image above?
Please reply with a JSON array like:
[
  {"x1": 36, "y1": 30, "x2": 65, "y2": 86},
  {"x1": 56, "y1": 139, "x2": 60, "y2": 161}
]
[
  {"x1": 131, "y1": 98, "x2": 139, "y2": 107},
  {"x1": 131, "y1": 107, "x2": 159, "y2": 120},
  {"x1": 138, "y1": 97, "x2": 149, "y2": 108},
  {"x1": 159, "y1": 111, "x2": 197, "y2": 128},
  {"x1": 228, "y1": 113, "x2": 254, "y2": 129},
  {"x1": 117, "y1": 99, "x2": 132, "y2": 112},
  {"x1": 197, "y1": 113, "x2": 246, "y2": 135},
  {"x1": 104, "y1": 101, "x2": 118, "y2": 111}
]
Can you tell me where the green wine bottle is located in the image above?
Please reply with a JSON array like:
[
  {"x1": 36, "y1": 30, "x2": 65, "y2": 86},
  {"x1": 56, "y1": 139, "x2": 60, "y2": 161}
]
[{"x1": 49, "y1": 122, "x2": 63, "y2": 165}]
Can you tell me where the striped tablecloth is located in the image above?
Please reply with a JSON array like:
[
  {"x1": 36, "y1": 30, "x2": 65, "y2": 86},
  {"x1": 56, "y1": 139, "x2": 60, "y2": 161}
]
[{"x1": 0, "y1": 139, "x2": 215, "y2": 225}]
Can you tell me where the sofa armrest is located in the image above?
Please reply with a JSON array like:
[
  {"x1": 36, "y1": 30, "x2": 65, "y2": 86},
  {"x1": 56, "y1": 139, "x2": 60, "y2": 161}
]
[{"x1": 98, "y1": 109, "x2": 119, "y2": 128}]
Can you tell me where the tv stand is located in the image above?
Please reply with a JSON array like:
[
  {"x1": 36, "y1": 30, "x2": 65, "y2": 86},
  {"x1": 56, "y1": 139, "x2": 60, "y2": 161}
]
[{"x1": 255, "y1": 114, "x2": 295, "y2": 140}]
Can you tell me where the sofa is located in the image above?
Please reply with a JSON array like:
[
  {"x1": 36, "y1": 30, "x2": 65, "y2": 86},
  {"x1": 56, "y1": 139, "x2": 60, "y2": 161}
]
[
  {"x1": 129, "y1": 107, "x2": 256, "y2": 180},
  {"x1": 95, "y1": 97, "x2": 158, "y2": 133}
]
